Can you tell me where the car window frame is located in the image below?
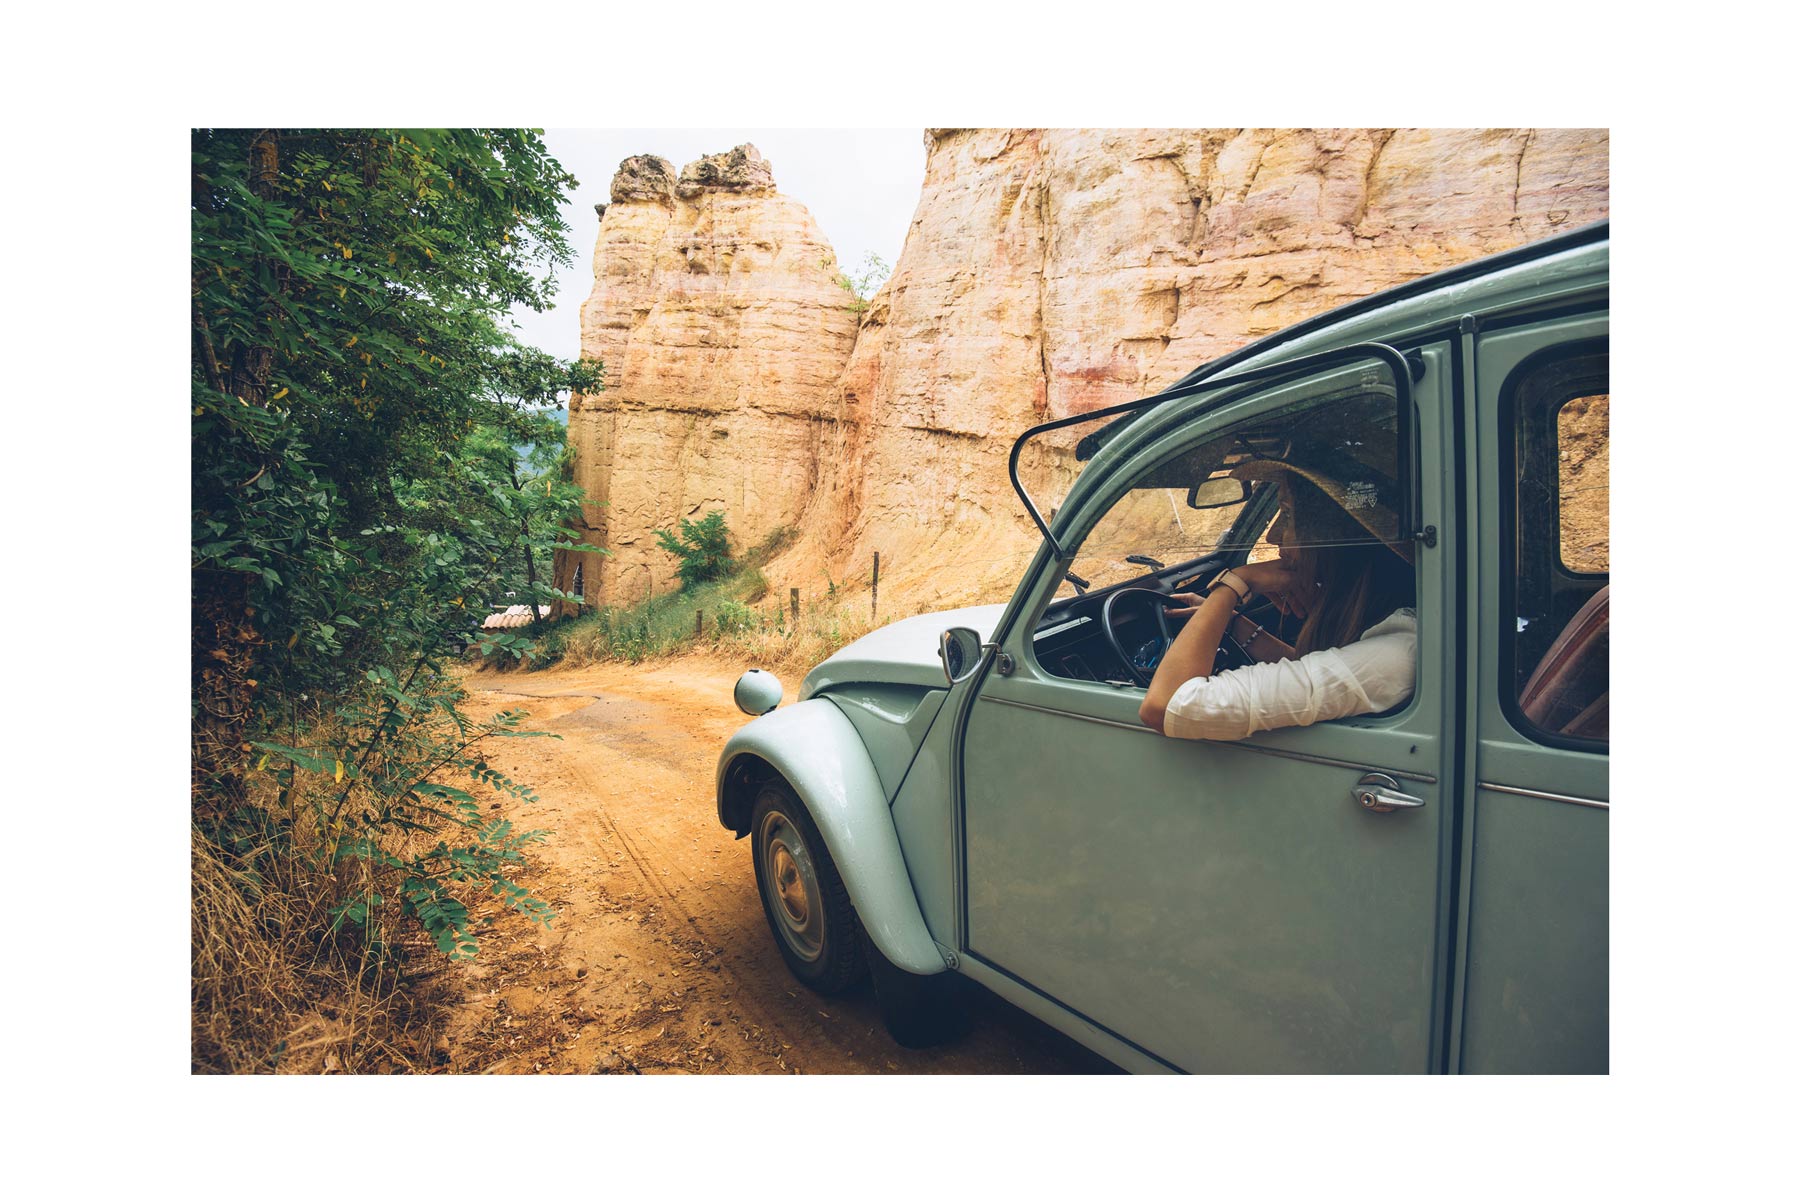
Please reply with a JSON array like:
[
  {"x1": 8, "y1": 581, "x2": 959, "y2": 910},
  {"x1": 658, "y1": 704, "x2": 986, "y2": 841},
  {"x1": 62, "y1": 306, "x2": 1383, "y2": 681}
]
[
  {"x1": 1023, "y1": 350, "x2": 1424, "y2": 729},
  {"x1": 1495, "y1": 337, "x2": 1610, "y2": 753}
]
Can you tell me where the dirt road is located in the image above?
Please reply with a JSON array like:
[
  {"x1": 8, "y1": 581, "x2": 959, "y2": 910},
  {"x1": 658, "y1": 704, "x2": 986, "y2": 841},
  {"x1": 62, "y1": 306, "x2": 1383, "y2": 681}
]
[{"x1": 440, "y1": 654, "x2": 1114, "y2": 1074}]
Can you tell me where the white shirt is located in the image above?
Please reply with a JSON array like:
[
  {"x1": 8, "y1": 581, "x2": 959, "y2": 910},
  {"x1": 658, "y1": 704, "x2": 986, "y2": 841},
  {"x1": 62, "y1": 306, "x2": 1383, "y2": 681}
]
[{"x1": 1162, "y1": 609, "x2": 1417, "y2": 742}]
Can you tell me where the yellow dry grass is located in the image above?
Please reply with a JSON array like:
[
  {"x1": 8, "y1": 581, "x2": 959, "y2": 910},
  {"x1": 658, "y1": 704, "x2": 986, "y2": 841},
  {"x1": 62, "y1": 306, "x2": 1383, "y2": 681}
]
[{"x1": 191, "y1": 757, "x2": 454, "y2": 1074}]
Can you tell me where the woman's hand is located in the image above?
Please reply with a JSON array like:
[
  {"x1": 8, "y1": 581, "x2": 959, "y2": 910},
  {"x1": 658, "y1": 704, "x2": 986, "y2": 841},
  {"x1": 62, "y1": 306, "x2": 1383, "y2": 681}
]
[
  {"x1": 1141, "y1": 585, "x2": 1242, "y2": 734},
  {"x1": 1232, "y1": 561, "x2": 1320, "y2": 619},
  {"x1": 1161, "y1": 591, "x2": 1208, "y2": 618}
]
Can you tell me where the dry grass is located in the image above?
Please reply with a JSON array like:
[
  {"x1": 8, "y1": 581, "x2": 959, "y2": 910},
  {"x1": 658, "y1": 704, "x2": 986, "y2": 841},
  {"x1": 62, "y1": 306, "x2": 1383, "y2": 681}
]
[
  {"x1": 538, "y1": 576, "x2": 885, "y2": 679},
  {"x1": 535, "y1": 525, "x2": 1012, "y2": 677},
  {"x1": 709, "y1": 597, "x2": 880, "y2": 676},
  {"x1": 191, "y1": 767, "x2": 455, "y2": 1074}
]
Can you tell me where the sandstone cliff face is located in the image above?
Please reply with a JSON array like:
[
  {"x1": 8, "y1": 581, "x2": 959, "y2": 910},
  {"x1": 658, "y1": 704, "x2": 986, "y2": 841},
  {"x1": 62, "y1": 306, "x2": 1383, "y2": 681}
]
[
  {"x1": 780, "y1": 127, "x2": 1610, "y2": 611},
  {"x1": 558, "y1": 130, "x2": 1609, "y2": 618},
  {"x1": 553, "y1": 145, "x2": 860, "y2": 609}
]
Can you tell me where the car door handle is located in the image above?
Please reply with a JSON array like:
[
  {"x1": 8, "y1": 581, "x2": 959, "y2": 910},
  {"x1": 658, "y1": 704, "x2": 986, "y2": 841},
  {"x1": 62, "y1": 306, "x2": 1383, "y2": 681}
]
[{"x1": 1354, "y1": 772, "x2": 1426, "y2": 813}]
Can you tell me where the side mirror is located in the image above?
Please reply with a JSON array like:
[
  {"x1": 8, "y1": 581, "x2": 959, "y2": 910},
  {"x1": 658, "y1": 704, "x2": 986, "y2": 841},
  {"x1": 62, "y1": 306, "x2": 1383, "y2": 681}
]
[
  {"x1": 938, "y1": 627, "x2": 986, "y2": 685},
  {"x1": 1187, "y1": 476, "x2": 1250, "y2": 510}
]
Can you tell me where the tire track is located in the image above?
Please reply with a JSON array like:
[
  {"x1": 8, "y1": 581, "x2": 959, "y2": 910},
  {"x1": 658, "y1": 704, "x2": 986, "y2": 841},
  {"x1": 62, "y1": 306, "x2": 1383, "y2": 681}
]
[
  {"x1": 453, "y1": 657, "x2": 1114, "y2": 1074},
  {"x1": 570, "y1": 754, "x2": 678, "y2": 907}
]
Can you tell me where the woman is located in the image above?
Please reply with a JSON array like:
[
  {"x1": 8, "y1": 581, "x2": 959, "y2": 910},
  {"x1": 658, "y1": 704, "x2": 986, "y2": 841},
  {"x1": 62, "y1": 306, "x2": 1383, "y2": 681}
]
[{"x1": 1138, "y1": 461, "x2": 1417, "y2": 740}]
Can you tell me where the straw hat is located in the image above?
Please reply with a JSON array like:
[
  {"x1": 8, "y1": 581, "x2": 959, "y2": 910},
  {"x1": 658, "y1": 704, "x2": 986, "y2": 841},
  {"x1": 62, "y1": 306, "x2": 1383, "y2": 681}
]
[{"x1": 1228, "y1": 455, "x2": 1413, "y2": 564}]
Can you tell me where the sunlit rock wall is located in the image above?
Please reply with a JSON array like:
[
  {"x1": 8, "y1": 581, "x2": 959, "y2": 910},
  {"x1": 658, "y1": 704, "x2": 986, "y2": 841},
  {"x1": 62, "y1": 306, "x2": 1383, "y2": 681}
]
[
  {"x1": 776, "y1": 128, "x2": 1610, "y2": 612},
  {"x1": 557, "y1": 130, "x2": 1610, "y2": 619},
  {"x1": 552, "y1": 145, "x2": 860, "y2": 610}
]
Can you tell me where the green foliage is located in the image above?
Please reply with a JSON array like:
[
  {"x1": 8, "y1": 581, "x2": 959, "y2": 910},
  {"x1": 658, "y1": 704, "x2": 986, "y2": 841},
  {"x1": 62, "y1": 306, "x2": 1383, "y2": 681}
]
[
  {"x1": 192, "y1": 128, "x2": 600, "y2": 967},
  {"x1": 713, "y1": 599, "x2": 756, "y2": 635},
  {"x1": 537, "y1": 565, "x2": 769, "y2": 665},
  {"x1": 192, "y1": 128, "x2": 602, "y2": 706},
  {"x1": 246, "y1": 665, "x2": 557, "y2": 962},
  {"x1": 654, "y1": 509, "x2": 735, "y2": 591},
  {"x1": 823, "y1": 252, "x2": 890, "y2": 314}
]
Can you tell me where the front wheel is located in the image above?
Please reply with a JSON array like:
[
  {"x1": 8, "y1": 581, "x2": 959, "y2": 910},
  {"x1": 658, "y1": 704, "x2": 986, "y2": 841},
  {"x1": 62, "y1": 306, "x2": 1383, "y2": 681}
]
[{"x1": 750, "y1": 782, "x2": 866, "y2": 994}]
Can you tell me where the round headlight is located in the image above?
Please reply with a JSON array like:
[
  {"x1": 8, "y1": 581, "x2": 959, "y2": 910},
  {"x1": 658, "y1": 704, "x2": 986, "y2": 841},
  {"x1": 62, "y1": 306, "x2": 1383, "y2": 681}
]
[{"x1": 734, "y1": 669, "x2": 783, "y2": 716}]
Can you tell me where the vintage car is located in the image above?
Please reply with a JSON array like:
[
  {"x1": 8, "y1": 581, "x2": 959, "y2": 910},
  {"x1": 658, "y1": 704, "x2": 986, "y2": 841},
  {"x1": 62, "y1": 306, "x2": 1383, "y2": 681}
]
[{"x1": 716, "y1": 222, "x2": 1610, "y2": 1073}]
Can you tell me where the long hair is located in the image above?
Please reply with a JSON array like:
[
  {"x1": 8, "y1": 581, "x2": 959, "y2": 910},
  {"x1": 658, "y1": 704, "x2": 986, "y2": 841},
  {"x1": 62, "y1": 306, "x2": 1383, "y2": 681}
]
[{"x1": 1277, "y1": 475, "x2": 1414, "y2": 655}]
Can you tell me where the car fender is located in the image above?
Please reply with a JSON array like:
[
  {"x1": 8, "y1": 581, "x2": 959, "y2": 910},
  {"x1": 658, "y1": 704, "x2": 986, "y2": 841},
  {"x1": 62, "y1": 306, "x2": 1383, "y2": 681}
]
[{"x1": 717, "y1": 699, "x2": 948, "y2": 976}]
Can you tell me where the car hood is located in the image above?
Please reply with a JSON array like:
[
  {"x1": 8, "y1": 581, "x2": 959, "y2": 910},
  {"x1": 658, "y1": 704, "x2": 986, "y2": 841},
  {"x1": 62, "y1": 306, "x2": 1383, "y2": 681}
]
[{"x1": 801, "y1": 603, "x2": 1006, "y2": 698}]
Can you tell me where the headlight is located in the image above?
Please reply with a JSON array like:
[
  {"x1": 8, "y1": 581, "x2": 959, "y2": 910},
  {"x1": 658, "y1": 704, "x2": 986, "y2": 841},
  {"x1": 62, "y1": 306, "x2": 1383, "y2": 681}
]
[{"x1": 734, "y1": 669, "x2": 783, "y2": 716}]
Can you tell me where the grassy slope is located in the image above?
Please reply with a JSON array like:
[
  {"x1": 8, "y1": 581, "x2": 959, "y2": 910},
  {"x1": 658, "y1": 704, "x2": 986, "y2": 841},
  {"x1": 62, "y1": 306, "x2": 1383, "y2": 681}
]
[{"x1": 530, "y1": 531, "x2": 879, "y2": 676}]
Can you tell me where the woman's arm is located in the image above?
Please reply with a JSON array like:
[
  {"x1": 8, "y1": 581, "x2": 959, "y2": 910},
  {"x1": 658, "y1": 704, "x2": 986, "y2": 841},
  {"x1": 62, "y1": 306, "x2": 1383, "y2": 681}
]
[
  {"x1": 1152, "y1": 613, "x2": 1418, "y2": 741},
  {"x1": 1139, "y1": 561, "x2": 1305, "y2": 733},
  {"x1": 1138, "y1": 586, "x2": 1238, "y2": 734},
  {"x1": 1229, "y1": 612, "x2": 1296, "y2": 663}
]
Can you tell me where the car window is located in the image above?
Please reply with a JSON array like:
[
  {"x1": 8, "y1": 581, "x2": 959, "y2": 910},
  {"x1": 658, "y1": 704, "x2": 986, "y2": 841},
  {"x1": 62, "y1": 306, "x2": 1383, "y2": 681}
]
[
  {"x1": 1558, "y1": 394, "x2": 1609, "y2": 574},
  {"x1": 1063, "y1": 370, "x2": 1405, "y2": 597},
  {"x1": 1508, "y1": 353, "x2": 1609, "y2": 745},
  {"x1": 1040, "y1": 364, "x2": 1414, "y2": 687}
]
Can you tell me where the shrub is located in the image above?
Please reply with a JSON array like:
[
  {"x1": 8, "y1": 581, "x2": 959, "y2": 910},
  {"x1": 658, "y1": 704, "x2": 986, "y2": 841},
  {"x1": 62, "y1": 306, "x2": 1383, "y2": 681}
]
[
  {"x1": 655, "y1": 510, "x2": 734, "y2": 590},
  {"x1": 714, "y1": 599, "x2": 756, "y2": 636},
  {"x1": 194, "y1": 665, "x2": 558, "y2": 1072},
  {"x1": 248, "y1": 667, "x2": 556, "y2": 962}
]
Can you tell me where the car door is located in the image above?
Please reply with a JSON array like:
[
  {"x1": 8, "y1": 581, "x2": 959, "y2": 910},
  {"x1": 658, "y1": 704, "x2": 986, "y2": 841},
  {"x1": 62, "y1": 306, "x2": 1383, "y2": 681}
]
[
  {"x1": 955, "y1": 345, "x2": 1458, "y2": 1073},
  {"x1": 1453, "y1": 312, "x2": 1609, "y2": 1073}
]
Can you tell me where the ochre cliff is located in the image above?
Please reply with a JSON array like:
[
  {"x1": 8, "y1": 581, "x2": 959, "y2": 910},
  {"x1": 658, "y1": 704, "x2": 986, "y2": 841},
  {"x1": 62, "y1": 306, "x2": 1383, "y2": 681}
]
[
  {"x1": 553, "y1": 145, "x2": 859, "y2": 610},
  {"x1": 557, "y1": 129, "x2": 1609, "y2": 617}
]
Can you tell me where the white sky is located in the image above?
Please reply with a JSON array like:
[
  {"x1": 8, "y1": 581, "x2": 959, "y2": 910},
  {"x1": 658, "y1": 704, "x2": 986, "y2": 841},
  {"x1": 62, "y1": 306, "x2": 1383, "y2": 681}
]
[{"x1": 508, "y1": 128, "x2": 929, "y2": 363}]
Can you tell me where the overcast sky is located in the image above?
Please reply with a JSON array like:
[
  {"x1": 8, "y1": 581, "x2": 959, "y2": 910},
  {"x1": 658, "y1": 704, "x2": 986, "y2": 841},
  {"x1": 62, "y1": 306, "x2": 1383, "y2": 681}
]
[{"x1": 507, "y1": 129, "x2": 929, "y2": 364}]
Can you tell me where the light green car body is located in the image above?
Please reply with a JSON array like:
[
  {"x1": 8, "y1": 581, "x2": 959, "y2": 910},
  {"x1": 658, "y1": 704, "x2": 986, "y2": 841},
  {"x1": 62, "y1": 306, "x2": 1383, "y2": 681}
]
[{"x1": 718, "y1": 224, "x2": 1609, "y2": 1073}]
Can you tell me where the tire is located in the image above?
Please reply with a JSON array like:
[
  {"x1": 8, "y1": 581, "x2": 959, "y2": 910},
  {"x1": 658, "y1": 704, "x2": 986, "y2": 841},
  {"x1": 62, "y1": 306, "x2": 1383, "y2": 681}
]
[
  {"x1": 750, "y1": 782, "x2": 866, "y2": 994},
  {"x1": 864, "y1": 933, "x2": 971, "y2": 1049}
]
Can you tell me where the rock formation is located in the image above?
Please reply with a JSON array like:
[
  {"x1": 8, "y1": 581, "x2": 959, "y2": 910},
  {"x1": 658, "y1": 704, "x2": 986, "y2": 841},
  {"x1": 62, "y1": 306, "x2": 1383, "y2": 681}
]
[
  {"x1": 553, "y1": 145, "x2": 860, "y2": 610},
  {"x1": 557, "y1": 130, "x2": 1610, "y2": 617},
  {"x1": 771, "y1": 128, "x2": 1612, "y2": 610}
]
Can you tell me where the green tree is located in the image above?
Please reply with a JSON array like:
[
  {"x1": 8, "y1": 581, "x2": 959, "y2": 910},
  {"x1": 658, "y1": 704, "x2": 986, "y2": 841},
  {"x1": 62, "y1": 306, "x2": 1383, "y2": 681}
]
[
  {"x1": 425, "y1": 410, "x2": 602, "y2": 640},
  {"x1": 191, "y1": 128, "x2": 598, "y2": 813},
  {"x1": 655, "y1": 510, "x2": 735, "y2": 590},
  {"x1": 191, "y1": 132, "x2": 612, "y2": 1045}
]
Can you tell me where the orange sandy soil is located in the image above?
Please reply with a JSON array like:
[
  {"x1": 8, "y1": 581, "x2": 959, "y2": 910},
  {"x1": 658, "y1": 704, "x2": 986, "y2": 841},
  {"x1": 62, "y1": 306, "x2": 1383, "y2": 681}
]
[{"x1": 437, "y1": 653, "x2": 1114, "y2": 1074}]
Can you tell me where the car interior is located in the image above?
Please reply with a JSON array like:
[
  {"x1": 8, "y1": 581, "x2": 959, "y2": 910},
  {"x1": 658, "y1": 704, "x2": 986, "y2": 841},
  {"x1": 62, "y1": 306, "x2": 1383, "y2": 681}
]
[{"x1": 1032, "y1": 386, "x2": 1405, "y2": 689}]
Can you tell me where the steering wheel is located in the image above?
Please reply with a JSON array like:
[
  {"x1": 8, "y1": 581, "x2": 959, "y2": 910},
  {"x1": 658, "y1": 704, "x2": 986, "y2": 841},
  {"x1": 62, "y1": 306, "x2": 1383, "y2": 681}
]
[
  {"x1": 1102, "y1": 585, "x2": 1280, "y2": 685},
  {"x1": 1100, "y1": 588, "x2": 1174, "y2": 685}
]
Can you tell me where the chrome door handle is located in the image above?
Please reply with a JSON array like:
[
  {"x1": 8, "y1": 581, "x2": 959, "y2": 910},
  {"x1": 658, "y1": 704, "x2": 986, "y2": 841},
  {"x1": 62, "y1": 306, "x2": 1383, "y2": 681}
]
[{"x1": 1354, "y1": 772, "x2": 1426, "y2": 813}]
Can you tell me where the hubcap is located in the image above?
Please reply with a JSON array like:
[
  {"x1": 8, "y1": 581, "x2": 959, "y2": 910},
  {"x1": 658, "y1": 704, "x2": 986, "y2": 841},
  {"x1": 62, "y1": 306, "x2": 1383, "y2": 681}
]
[{"x1": 758, "y1": 808, "x2": 824, "y2": 962}]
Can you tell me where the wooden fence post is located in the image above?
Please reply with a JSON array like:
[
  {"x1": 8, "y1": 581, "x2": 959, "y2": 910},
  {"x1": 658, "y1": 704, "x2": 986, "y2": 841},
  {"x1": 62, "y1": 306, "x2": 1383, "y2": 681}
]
[
  {"x1": 872, "y1": 552, "x2": 879, "y2": 619},
  {"x1": 695, "y1": 609, "x2": 703, "y2": 637},
  {"x1": 790, "y1": 588, "x2": 800, "y2": 624}
]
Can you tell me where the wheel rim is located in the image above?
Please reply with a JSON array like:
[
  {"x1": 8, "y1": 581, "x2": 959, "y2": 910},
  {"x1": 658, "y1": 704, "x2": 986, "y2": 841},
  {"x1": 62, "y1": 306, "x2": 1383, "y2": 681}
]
[{"x1": 758, "y1": 808, "x2": 825, "y2": 962}]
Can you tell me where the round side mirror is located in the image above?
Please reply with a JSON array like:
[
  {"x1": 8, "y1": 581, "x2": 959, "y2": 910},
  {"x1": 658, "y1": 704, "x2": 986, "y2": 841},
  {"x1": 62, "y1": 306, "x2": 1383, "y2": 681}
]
[
  {"x1": 734, "y1": 669, "x2": 783, "y2": 716},
  {"x1": 938, "y1": 627, "x2": 986, "y2": 685}
]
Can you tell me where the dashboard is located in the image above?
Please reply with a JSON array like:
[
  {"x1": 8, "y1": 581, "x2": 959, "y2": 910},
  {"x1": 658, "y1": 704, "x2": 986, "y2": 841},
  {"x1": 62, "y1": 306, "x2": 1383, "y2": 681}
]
[{"x1": 1030, "y1": 557, "x2": 1225, "y2": 684}]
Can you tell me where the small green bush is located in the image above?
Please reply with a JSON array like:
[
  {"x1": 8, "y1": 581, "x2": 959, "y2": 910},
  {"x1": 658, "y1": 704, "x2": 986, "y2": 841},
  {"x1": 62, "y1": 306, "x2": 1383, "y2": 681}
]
[
  {"x1": 655, "y1": 510, "x2": 734, "y2": 590},
  {"x1": 714, "y1": 599, "x2": 756, "y2": 636}
]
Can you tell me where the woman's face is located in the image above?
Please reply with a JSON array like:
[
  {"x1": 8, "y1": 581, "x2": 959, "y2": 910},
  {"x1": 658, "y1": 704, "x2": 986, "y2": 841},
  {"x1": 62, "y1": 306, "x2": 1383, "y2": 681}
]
[{"x1": 1268, "y1": 507, "x2": 1296, "y2": 558}]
